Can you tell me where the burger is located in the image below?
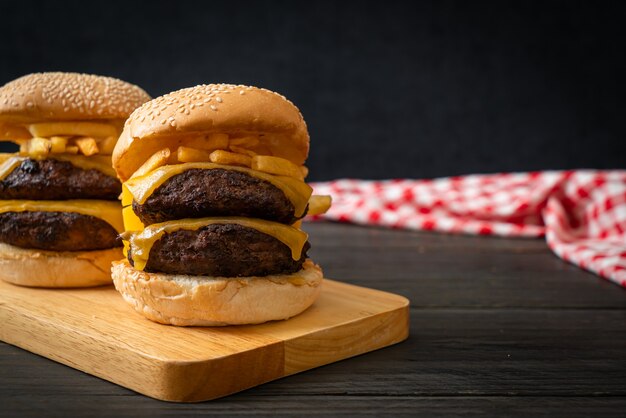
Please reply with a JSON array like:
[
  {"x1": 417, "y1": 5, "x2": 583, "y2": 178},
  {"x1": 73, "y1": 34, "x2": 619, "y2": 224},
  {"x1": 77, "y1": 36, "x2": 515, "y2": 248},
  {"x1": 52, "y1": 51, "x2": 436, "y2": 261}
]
[
  {"x1": 110, "y1": 84, "x2": 331, "y2": 326},
  {"x1": 0, "y1": 72, "x2": 150, "y2": 287}
]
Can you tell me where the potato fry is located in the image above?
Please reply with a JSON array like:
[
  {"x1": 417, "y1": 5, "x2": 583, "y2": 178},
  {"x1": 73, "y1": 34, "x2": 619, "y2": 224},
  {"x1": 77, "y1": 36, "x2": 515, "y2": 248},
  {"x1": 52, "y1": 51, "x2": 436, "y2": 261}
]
[
  {"x1": 184, "y1": 133, "x2": 229, "y2": 151},
  {"x1": 29, "y1": 137, "x2": 51, "y2": 157},
  {"x1": 307, "y1": 195, "x2": 332, "y2": 216},
  {"x1": 98, "y1": 136, "x2": 117, "y2": 154},
  {"x1": 249, "y1": 143, "x2": 272, "y2": 156},
  {"x1": 209, "y1": 150, "x2": 252, "y2": 167},
  {"x1": 291, "y1": 220, "x2": 303, "y2": 229},
  {"x1": 0, "y1": 124, "x2": 31, "y2": 140},
  {"x1": 229, "y1": 135, "x2": 260, "y2": 148},
  {"x1": 251, "y1": 155, "x2": 303, "y2": 179},
  {"x1": 229, "y1": 145, "x2": 257, "y2": 157},
  {"x1": 65, "y1": 145, "x2": 79, "y2": 154},
  {"x1": 28, "y1": 122, "x2": 117, "y2": 138},
  {"x1": 49, "y1": 136, "x2": 68, "y2": 154},
  {"x1": 131, "y1": 148, "x2": 171, "y2": 178},
  {"x1": 75, "y1": 137, "x2": 99, "y2": 156},
  {"x1": 300, "y1": 165, "x2": 309, "y2": 179},
  {"x1": 18, "y1": 141, "x2": 29, "y2": 154},
  {"x1": 177, "y1": 146, "x2": 213, "y2": 163}
]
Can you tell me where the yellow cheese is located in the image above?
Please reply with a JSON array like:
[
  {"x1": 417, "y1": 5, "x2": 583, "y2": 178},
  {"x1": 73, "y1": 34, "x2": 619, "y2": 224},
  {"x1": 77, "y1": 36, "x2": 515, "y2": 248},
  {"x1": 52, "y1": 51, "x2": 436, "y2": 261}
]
[
  {"x1": 0, "y1": 155, "x2": 26, "y2": 181},
  {"x1": 128, "y1": 217, "x2": 308, "y2": 271},
  {"x1": 121, "y1": 185, "x2": 144, "y2": 231},
  {"x1": 0, "y1": 154, "x2": 15, "y2": 163},
  {"x1": 122, "y1": 206, "x2": 145, "y2": 232},
  {"x1": 121, "y1": 186, "x2": 144, "y2": 258},
  {"x1": 121, "y1": 205, "x2": 144, "y2": 257},
  {"x1": 0, "y1": 200, "x2": 124, "y2": 232},
  {"x1": 0, "y1": 153, "x2": 116, "y2": 180},
  {"x1": 121, "y1": 202, "x2": 145, "y2": 258},
  {"x1": 124, "y1": 162, "x2": 313, "y2": 218},
  {"x1": 121, "y1": 184, "x2": 134, "y2": 208}
]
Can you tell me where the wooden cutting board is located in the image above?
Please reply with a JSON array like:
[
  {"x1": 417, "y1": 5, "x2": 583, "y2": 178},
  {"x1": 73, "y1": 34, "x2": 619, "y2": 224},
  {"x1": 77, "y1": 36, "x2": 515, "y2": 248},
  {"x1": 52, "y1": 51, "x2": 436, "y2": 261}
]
[{"x1": 0, "y1": 278, "x2": 409, "y2": 402}]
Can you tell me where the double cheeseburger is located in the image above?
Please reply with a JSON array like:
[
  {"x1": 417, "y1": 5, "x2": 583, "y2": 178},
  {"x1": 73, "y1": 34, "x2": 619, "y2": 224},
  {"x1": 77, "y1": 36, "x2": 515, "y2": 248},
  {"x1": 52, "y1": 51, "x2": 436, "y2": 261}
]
[
  {"x1": 0, "y1": 72, "x2": 150, "y2": 287},
  {"x1": 111, "y1": 84, "x2": 330, "y2": 326}
]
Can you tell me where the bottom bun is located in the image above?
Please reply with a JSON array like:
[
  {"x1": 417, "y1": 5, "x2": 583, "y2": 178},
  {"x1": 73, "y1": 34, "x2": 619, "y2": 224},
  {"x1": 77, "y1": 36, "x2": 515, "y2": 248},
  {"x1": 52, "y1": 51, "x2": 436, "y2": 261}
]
[
  {"x1": 111, "y1": 259, "x2": 323, "y2": 326},
  {"x1": 0, "y1": 243, "x2": 121, "y2": 288}
]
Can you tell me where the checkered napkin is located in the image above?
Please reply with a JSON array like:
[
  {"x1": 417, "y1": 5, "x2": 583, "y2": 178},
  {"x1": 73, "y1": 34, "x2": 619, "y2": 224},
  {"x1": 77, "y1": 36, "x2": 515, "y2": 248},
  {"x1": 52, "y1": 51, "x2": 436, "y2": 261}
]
[{"x1": 309, "y1": 170, "x2": 626, "y2": 288}]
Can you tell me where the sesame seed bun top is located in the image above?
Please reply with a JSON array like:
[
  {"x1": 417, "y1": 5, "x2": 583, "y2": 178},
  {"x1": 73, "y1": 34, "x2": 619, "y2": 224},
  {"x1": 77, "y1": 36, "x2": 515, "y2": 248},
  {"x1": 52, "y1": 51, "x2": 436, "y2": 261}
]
[
  {"x1": 0, "y1": 72, "x2": 151, "y2": 124},
  {"x1": 112, "y1": 84, "x2": 309, "y2": 182}
]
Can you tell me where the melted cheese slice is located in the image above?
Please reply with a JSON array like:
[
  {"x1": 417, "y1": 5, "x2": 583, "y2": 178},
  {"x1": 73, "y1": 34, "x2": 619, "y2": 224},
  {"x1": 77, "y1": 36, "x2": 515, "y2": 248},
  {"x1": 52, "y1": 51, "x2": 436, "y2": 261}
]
[
  {"x1": 128, "y1": 217, "x2": 308, "y2": 271},
  {"x1": 0, "y1": 200, "x2": 124, "y2": 232},
  {"x1": 0, "y1": 155, "x2": 25, "y2": 182},
  {"x1": 121, "y1": 184, "x2": 144, "y2": 232},
  {"x1": 0, "y1": 153, "x2": 116, "y2": 180},
  {"x1": 124, "y1": 162, "x2": 313, "y2": 218}
]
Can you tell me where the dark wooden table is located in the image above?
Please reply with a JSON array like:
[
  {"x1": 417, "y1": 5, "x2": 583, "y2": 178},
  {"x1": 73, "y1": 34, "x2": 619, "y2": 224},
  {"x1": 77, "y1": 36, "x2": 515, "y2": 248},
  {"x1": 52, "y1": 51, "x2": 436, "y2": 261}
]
[{"x1": 2, "y1": 222, "x2": 625, "y2": 417}]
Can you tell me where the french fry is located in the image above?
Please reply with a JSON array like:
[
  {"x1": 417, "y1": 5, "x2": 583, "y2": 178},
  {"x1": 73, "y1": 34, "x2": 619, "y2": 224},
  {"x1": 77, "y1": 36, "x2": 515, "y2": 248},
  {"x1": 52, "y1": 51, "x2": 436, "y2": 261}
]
[
  {"x1": 49, "y1": 136, "x2": 68, "y2": 154},
  {"x1": 131, "y1": 148, "x2": 171, "y2": 178},
  {"x1": 75, "y1": 137, "x2": 99, "y2": 156},
  {"x1": 291, "y1": 220, "x2": 303, "y2": 229},
  {"x1": 18, "y1": 141, "x2": 29, "y2": 154},
  {"x1": 229, "y1": 135, "x2": 260, "y2": 148},
  {"x1": 177, "y1": 146, "x2": 213, "y2": 163},
  {"x1": 307, "y1": 195, "x2": 332, "y2": 216},
  {"x1": 249, "y1": 143, "x2": 272, "y2": 156},
  {"x1": 184, "y1": 133, "x2": 229, "y2": 151},
  {"x1": 251, "y1": 155, "x2": 303, "y2": 179},
  {"x1": 229, "y1": 145, "x2": 257, "y2": 157},
  {"x1": 209, "y1": 150, "x2": 252, "y2": 167},
  {"x1": 229, "y1": 136, "x2": 261, "y2": 156},
  {"x1": 65, "y1": 145, "x2": 79, "y2": 154},
  {"x1": 28, "y1": 122, "x2": 117, "y2": 138},
  {"x1": 300, "y1": 165, "x2": 309, "y2": 179},
  {"x1": 29, "y1": 137, "x2": 51, "y2": 157},
  {"x1": 0, "y1": 124, "x2": 31, "y2": 140},
  {"x1": 98, "y1": 136, "x2": 117, "y2": 154}
]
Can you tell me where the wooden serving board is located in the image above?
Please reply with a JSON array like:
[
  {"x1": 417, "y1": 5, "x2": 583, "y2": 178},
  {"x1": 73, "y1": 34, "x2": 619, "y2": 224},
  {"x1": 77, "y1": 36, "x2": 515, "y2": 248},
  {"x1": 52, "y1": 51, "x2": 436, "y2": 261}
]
[{"x1": 0, "y1": 278, "x2": 409, "y2": 402}]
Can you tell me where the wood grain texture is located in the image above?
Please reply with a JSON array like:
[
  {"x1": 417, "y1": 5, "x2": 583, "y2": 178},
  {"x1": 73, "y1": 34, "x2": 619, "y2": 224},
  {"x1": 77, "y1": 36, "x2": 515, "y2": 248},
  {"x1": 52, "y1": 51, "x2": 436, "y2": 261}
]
[
  {"x1": 1, "y1": 222, "x2": 625, "y2": 416},
  {"x1": 0, "y1": 277, "x2": 409, "y2": 402}
]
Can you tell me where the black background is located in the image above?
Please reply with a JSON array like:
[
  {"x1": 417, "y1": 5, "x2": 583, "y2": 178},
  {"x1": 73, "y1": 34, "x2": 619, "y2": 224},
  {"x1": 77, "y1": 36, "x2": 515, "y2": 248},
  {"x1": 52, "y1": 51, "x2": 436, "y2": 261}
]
[{"x1": 1, "y1": 1, "x2": 624, "y2": 181}]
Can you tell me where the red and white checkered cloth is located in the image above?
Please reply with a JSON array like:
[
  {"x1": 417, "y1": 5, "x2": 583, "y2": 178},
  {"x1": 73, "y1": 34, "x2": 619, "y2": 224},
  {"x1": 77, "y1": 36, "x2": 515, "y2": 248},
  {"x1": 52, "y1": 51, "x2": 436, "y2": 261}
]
[{"x1": 309, "y1": 170, "x2": 626, "y2": 288}]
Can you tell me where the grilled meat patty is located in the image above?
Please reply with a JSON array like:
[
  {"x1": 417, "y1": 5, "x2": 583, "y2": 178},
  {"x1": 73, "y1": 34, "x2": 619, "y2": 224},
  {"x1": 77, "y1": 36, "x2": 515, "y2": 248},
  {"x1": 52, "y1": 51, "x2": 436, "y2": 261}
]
[
  {"x1": 0, "y1": 211, "x2": 121, "y2": 251},
  {"x1": 0, "y1": 158, "x2": 120, "y2": 200},
  {"x1": 132, "y1": 168, "x2": 303, "y2": 225},
  {"x1": 134, "y1": 223, "x2": 309, "y2": 277}
]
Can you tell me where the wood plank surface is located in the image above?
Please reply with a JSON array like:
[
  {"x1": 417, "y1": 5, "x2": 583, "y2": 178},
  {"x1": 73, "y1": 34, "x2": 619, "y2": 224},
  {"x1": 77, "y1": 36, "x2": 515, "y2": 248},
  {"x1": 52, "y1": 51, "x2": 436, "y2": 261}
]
[
  {"x1": 1, "y1": 222, "x2": 625, "y2": 416},
  {"x1": 0, "y1": 277, "x2": 408, "y2": 402}
]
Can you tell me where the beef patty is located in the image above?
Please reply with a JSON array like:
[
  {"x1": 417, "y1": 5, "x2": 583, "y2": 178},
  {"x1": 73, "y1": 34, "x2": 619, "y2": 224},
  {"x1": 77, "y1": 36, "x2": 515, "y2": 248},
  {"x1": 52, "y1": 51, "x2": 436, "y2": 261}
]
[
  {"x1": 0, "y1": 211, "x2": 121, "y2": 251},
  {"x1": 134, "y1": 223, "x2": 309, "y2": 277},
  {"x1": 132, "y1": 168, "x2": 304, "y2": 225},
  {"x1": 0, "y1": 158, "x2": 120, "y2": 200}
]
